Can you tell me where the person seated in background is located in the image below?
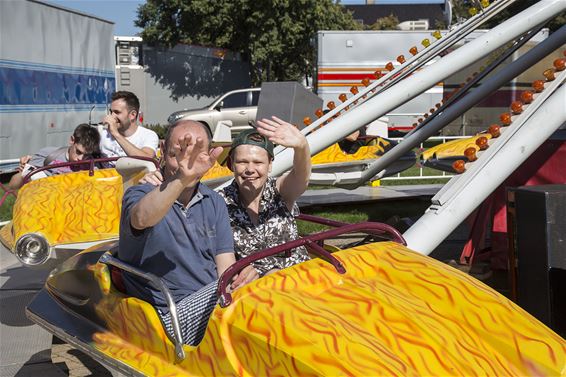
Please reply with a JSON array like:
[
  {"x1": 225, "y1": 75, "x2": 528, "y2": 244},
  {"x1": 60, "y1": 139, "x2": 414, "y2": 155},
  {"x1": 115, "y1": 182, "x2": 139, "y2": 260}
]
[
  {"x1": 338, "y1": 126, "x2": 367, "y2": 154},
  {"x1": 8, "y1": 123, "x2": 101, "y2": 190},
  {"x1": 118, "y1": 119, "x2": 257, "y2": 346},
  {"x1": 141, "y1": 117, "x2": 312, "y2": 278},
  {"x1": 99, "y1": 91, "x2": 159, "y2": 164}
]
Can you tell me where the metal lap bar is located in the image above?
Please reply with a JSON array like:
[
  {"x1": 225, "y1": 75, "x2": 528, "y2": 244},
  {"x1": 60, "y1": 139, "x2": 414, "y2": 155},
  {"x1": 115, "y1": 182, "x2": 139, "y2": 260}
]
[
  {"x1": 98, "y1": 253, "x2": 186, "y2": 362},
  {"x1": 218, "y1": 221, "x2": 406, "y2": 307},
  {"x1": 297, "y1": 213, "x2": 405, "y2": 243},
  {"x1": 22, "y1": 156, "x2": 159, "y2": 183}
]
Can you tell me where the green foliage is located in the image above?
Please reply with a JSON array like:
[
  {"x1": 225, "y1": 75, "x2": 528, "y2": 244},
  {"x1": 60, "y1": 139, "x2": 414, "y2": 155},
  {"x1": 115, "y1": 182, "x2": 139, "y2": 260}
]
[
  {"x1": 450, "y1": 0, "x2": 565, "y2": 32},
  {"x1": 136, "y1": 0, "x2": 361, "y2": 85},
  {"x1": 0, "y1": 186, "x2": 16, "y2": 221},
  {"x1": 368, "y1": 14, "x2": 399, "y2": 31},
  {"x1": 145, "y1": 123, "x2": 168, "y2": 140}
]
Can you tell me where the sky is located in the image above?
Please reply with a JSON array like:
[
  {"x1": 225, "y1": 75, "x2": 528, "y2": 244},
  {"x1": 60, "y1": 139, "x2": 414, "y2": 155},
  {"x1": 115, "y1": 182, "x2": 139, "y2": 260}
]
[{"x1": 46, "y1": 0, "x2": 145, "y2": 36}]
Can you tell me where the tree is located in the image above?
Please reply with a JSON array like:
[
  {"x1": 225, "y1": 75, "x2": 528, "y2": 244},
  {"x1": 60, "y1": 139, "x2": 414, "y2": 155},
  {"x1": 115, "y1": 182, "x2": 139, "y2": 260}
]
[
  {"x1": 450, "y1": 0, "x2": 565, "y2": 32},
  {"x1": 368, "y1": 14, "x2": 399, "y2": 31},
  {"x1": 135, "y1": 0, "x2": 361, "y2": 85}
]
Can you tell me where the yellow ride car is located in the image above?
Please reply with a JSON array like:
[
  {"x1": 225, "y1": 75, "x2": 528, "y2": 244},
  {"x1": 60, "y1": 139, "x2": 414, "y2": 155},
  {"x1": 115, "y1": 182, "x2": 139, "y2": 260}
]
[
  {"x1": 0, "y1": 157, "x2": 157, "y2": 267},
  {"x1": 27, "y1": 220, "x2": 566, "y2": 376}
]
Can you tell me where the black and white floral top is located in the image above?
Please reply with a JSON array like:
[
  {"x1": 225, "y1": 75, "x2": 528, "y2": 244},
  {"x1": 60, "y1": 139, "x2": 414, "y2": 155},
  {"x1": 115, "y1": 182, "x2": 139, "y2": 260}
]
[{"x1": 219, "y1": 177, "x2": 310, "y2": 275}]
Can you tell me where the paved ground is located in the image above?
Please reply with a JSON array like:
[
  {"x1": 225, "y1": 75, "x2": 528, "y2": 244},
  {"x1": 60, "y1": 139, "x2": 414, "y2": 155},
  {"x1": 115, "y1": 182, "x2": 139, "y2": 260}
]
[{"x1": 0, "y1": 245, "x2": 113, "y2": 377}]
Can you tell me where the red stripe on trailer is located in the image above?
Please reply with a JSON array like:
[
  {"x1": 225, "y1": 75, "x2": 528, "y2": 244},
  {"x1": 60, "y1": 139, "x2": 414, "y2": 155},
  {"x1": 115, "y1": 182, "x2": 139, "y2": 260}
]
[{"x1": 318, "y1": 73, "x2": 377, "y2": 81}]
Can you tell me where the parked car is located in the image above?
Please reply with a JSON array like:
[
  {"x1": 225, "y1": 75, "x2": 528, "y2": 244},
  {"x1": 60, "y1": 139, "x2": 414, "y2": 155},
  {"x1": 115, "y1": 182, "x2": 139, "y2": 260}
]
[{"x1": 167, "y1": 88, "x2": 260, "y2": 135}]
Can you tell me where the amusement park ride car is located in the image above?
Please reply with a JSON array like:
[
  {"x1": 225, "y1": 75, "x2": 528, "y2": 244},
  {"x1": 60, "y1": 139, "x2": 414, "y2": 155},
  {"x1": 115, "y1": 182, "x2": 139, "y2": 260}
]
[{"x1": 2, "y1": 0, "x2": 566, "y2": 375}]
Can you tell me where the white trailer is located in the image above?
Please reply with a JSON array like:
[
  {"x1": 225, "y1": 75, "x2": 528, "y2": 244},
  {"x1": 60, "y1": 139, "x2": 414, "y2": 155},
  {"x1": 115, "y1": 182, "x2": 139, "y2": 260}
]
[
  {"x1": 316, "y1": 30, "x2": 445, "y2": 136},
  {"x1": 0, "y1": 0, "x2": 115, "y2": 171}
]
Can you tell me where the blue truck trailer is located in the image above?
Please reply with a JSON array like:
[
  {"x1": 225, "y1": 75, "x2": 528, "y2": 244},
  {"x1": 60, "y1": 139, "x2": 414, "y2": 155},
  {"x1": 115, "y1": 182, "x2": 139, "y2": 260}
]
[{"x1": 0, "y1": 0, "x2": 115, "y2": 172}]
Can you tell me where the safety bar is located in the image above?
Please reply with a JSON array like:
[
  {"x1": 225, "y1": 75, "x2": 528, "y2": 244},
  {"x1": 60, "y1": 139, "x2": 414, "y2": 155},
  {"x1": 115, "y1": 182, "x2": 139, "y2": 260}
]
[
  {"x1": 297, "y1": 213, "x2": 406, "y2": 244},
  {"x1": 98, "y1": 253, "x2": 186, "y2": 362},
  {"x1": 218, "y1": 221, "x2": 406, "y2": 307},
  {"x1": 22, "y1": 156, "x2": 159, "y2": 184}
]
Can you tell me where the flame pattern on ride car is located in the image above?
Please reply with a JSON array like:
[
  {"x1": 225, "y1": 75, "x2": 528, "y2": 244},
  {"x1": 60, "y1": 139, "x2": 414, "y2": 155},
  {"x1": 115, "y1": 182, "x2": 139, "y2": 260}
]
[
  {"x1": 421, "y1": 134, "x2": 493, "y2": 161},
  {"x1": 7, "y1": 170, "x2": 122, "y2": 248},
  {"x1": 90, "y1": 242, "x2": 566, "y2": 376},
  {"x1": 311, "y1": 138, "x2": 392, "y2": 165}
]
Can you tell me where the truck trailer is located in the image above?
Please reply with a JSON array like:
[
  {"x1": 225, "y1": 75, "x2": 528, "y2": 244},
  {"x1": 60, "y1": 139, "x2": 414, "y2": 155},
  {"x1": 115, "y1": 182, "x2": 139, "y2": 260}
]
[{"x1": 0, "y1": 0, "x2": 115, "y2": 172}]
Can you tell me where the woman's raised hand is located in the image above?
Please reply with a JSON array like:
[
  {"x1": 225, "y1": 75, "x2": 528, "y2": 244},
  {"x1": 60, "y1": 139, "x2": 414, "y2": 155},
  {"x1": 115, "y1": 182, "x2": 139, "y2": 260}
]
[{"x1": 256, "y1": 116, "x2": 307, "y2": 149}]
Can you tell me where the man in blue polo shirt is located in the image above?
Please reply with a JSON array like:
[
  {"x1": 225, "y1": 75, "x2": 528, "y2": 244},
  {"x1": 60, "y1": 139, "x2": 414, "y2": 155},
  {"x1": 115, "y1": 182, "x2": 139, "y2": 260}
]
[{"x1": 118, "y1": 119, "x2": 257, "y2": 346}]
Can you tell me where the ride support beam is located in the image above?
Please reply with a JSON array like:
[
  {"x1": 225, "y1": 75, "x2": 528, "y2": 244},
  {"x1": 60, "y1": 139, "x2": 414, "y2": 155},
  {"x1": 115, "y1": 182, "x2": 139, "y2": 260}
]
[
  {"x1": 270, "y1": 0, "x2": 565, "y2": 177},
  {"x1": 355, "y1": 24, "x2": 566, "y2": 186}
]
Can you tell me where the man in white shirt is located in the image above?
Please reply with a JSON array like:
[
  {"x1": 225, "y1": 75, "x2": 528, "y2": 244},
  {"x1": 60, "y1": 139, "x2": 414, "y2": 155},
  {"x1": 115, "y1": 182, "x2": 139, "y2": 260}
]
[{"x1": 99, "y1": 91, "x2": 159, "y2": 164}]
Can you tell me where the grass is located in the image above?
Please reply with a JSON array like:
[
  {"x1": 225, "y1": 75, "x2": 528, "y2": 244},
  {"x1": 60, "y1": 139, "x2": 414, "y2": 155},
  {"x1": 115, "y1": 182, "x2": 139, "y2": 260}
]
[
  {"x1": 0, "y1": 186, "x2": 16, "y2": 222},
  {"x1": 298, "y1": 199, "x2": 431, "y2": 234}
]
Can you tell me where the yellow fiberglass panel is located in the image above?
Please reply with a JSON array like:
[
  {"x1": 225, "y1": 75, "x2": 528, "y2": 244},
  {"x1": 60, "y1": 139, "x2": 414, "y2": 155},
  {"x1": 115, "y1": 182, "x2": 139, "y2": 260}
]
[
  {"x1": 202, "y1": 161, "x2": 233, "y2": 182},
  {"x1": 311, "y1": 138, "x2": 392, "y2": 165},
  {"x1": 12, "y1": 170, "x2": 123, "y2": 247},
  {"x1": 91, "y1": 242, "x2": 565, "y2": 376},
  {"x1": 422, "y1": 134, "x2": 493, "y2": 161}
]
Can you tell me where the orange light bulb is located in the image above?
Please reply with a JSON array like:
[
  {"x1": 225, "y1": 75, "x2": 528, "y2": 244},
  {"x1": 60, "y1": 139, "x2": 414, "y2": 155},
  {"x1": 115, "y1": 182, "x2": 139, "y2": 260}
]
[
  {"x1": 361, "y1": 77, "x2": 370, "y2": 87},
  {"x1": 553, "y1": 58, "x2": 565, "y2": 71},
  {"x1": 315, "y1": 108, "x2": 323, "y2": 118},
  {"x1": 481, "y1": 0, "x2": 489, "y2": 7},
  {"x1": 350, "y1": 86, "x2": 359, "y2": 95},
  {"x1": 488, "y1": 124, "x2": 501, "y2": 138},
  {"x1": 374, "y1": 70, "x2": 383, "y2": 79},
  {"x1": 409, "y1": 46, "x2": 418, "y2": 56},
  {"x1": 476, "y1": 136, "x2": 489, "y2": 150},
  {"x1": 432, "y1": 30, "x2": 442, "y2": 40},
  {"x1": 397, "y1": 55, "x2": 406, "y2": 64},
  {"x1": 418, "y1": 118, "x2": 424, "y2": 123},
  {"x1": 520, "y1": 91, "x2": 534, "y2": 104},
  {"x1": 543, "y1": 69, "x2": 555, "y2": 81},
  {"x1": 532, "y1": 80, "x2": 545, "y2": 92},
  {"x1": 469, "y1": 7, "x2": 478, "y2": 16},
  {"x1": 510, "y1": 101, "x2": 523, "y2": 114},
  {"x1": 338, "y1": 93, "x2": 347, "y2": 102},
  {"x1": 303, "y1": 117, "x2": 312, "y2": 126},
  {"x1": 327, "y1": 101, "x2": 336, "y2": 110},
  {"x1": 429, "y1": 108, "x2": 435, "y2": 113},
  {"x1": 421, "y1": 38, "x2": 430, "y2": 48},
  {"x1": 385, "y1": 62, "x2": 394, "y2": 71},
  {"x1": 435, "y1": 103, "x2": 441, "y2": 109},
  {"x1": 453, "y1": 160, "x2": 466, "y2": 174},
  {"x1": 464, "y1": 147, "x2": 477, "y2": 162},
  {"x1": 500, "y1": 112, "x2": 512, "y2": 125},
  {"x1": 423, "y1": 113, "x2": 429, "y2": 118}
]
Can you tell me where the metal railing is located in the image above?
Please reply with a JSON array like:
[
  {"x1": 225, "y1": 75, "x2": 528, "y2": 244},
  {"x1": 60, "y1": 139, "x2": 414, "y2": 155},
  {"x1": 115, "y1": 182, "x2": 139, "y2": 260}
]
[{"x1": 380, "y1": 136, "x2": 468, "y2": 181}]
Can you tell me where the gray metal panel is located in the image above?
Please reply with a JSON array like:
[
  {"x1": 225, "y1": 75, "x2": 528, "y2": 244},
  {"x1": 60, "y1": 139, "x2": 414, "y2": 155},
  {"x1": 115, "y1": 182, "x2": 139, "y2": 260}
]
[{"x1": 256, "y1": 82, "x2": 322, "y2": 129}]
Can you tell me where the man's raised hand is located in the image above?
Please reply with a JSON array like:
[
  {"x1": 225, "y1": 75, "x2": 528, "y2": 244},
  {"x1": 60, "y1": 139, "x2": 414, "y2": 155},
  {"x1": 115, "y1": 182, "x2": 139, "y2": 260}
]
[{"x1": 174, "y1": 133, "x2": 222, "y2": 187}]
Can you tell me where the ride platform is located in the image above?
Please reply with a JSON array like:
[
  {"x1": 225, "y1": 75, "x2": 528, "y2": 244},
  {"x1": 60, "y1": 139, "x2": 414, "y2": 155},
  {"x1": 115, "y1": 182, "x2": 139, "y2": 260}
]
[{"x1": 297, "y1": 184, "x2": 443, "y2": 207}]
